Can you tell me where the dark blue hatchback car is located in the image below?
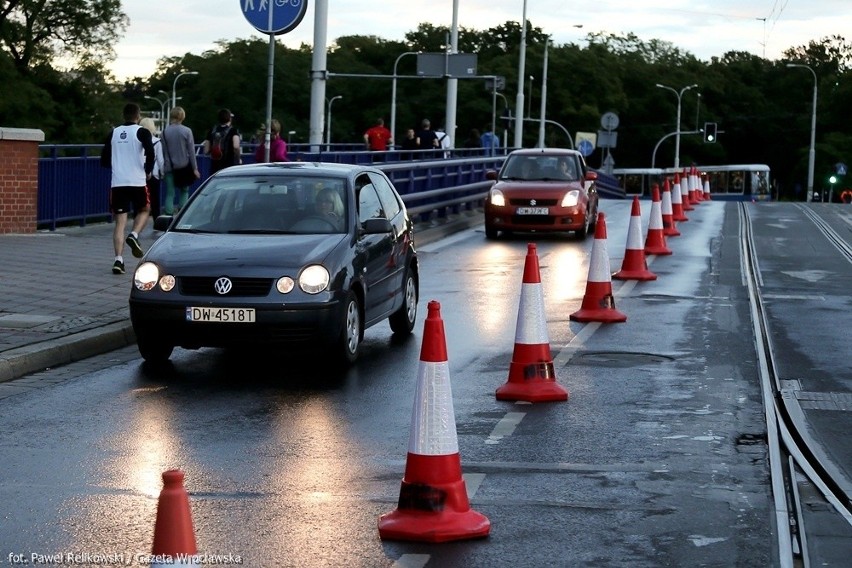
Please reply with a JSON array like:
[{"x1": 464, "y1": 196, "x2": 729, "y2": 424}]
[{"x1": 129, "y1": 162, "x2": 419, "y2": 366}]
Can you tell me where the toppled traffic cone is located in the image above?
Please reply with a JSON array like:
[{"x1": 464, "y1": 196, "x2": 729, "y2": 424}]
[
  {"x1": 570, "y1": 213, "x2": 627, "y2": 323},
  {"x1": 496, "y1": 243, "x2": 569, "y2": 402},
  {"x1": 151, "y1": 470, "x2": 197, "y2": 565},
  {"x1": 660, "y1": 179, "x2": 680, "y2": 237},
  {"x1": 614, "y1": 197, "x2": 657, "y2": 281},
  {"x1": 378, "y1": 300, "x2": 490, "y2": 542},
  {"x1": 644, "y1": 185, "x2": 672, "y2": 256},
  {"x1": 702, "y1": 176, "x2": 712, "y2": 200},
  {"x1": 671, "y1": 173, "x2": 689, "y2": 222}
]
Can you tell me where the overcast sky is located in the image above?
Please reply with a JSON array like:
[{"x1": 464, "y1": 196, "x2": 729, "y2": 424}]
[{"x1": 110, "y1": 1, "x2": 850, "y2": 80}]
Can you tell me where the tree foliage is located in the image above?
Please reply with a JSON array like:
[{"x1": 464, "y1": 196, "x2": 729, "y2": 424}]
[{"x1": 0, "y1": 12, "x2": 850, "y2": 200}]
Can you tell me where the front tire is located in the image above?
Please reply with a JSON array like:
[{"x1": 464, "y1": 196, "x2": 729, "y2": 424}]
[
  {"x1": 485, "y1": 224, "x2": 498, "y2": 239},
  {"x1": 136, "y1": 332, "x2": 174, "y2": 363},
  {"x1": 389, "y1": 271, "x2": 418, "y2": 335},
  {"x1": 333, "y1": 291, "x2": 361, "y2": 367}
]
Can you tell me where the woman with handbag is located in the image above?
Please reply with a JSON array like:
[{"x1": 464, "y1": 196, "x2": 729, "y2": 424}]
[{"x1": 161, "y1": 106, "x2": 199, "y2": 215}]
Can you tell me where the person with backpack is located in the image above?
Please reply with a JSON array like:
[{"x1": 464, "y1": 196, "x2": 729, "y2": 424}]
[
  {"x1": 203, "y1": 108, "x2": 242, "y2": 176},
  {"x1": 161, "y1": 106, "x2": 200, "y2": 215}
]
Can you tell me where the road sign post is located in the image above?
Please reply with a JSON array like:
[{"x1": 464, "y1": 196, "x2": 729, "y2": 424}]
[{"x1": 240, "y1": 0, "x2": 309, "y2": 161}]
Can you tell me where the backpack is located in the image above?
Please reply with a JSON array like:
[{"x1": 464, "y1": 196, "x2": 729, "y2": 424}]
[{"x1": 210, "y1": 125, "x2": 231, "y2": 161}]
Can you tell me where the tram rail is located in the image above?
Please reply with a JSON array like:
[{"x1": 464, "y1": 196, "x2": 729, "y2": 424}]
[{"x1": 740, "y1": 203, "x2": 852, "y2": 566}]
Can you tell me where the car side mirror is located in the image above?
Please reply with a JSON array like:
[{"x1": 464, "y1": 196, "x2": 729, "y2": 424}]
[
  {"x1": 361, "y1": 218, "x2": 393, "y2": 235},
  {"x1": 585, "y1": 170, "x2": 598, "y2": 181},
  {"x1": 485, "y1": 170, "x2": 498, "y2": 181},
  {"x1": 153, "y1": 215, "x2": 173, "y2": 231}
]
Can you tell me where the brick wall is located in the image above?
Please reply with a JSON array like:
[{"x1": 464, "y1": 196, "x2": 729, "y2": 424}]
[{"x1": 0, "y1": 127, "x2": 45, "y2": 234}]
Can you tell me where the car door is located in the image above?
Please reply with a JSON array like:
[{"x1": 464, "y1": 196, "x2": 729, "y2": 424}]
[
  {"x1": 356, "y1": 174, "x2": 396, "y2": 320},
  {"x1": 368, "y1": 171, "x2": 409, "y2": 306}
]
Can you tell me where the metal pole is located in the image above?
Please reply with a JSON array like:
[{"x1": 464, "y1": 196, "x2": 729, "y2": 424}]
[
  {"x1": 445, "y1": 0, "x2": 460, "y2": 151},
  {"x1": 171, "y1": 71, "x2": 198, "y2": 112},
  {"x1": 513, "y1": 0, "x2": 528, "y2": 149},
  {"x1": 391, "y1": 51, "x2": 418, "y2": 150},
  {"x1": 326, "y1": 96, "x2": 342, "y2": 147},
  {"x1": 537, "y1": 40, "x2": 549, "y2": 148},
  {"x1": 263, "y1": 3, "x2": 275, "y2": 163},
  {"x1": 787, "y1": 64, "x2": 817, "y2": 202},
  {"x1": 655, "y1": 83, "x2": 696, "y2": 170}
]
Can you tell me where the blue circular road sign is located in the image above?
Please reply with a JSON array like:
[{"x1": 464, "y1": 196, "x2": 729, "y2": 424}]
[
  {"x1": 241, "y1": 0, "x2": 308, "y2": 35},
  {"x1": 577, "y1": 139, "x2": 594, "y2": 157}
]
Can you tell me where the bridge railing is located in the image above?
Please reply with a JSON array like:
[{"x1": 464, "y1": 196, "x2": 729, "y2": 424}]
[{"x1": 36, "y1": 144, "x2": 623, "y2": 230}]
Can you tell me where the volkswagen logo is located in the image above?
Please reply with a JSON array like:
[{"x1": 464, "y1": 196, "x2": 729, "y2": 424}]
[
  {"x1": 530, "y1": 199, "x2": 537, "y2": 206},
  {"x1": 214, "y1": 277, "x2": 233, "y2": 295}
]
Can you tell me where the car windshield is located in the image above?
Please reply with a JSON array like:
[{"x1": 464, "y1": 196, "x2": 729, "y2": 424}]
[
  {"x1": 500, "y1": 155, "x2": 580, "y2": 182},
  {"x1": 174, "y1": 176, "x2": 348, "y2": 234}
]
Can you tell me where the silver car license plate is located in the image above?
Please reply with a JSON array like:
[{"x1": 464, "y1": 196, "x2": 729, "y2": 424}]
[
  {"x1": 516, "y1": 207, "x2": 549, "y2": 215},
  {"x1": 187, "y1": 307, "x2": 256, "y2": 323}
]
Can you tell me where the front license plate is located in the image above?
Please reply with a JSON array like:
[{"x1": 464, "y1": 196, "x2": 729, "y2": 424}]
[
  {"x1": 187, "y1": 307, "x2": 256, "y2": 323},
  {"x1": 516, "y1": 207, "x2": 549, "y2": 215}
]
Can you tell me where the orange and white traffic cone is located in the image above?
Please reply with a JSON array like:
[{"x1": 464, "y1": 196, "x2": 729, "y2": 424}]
[
  {"x1": 644, "y1": 184, "x2": 672, "y2": 256},
  {"x1": 671, "y1": 173, "x2": 688, "y2": 222},
  {"x1": 379, "y1": 300, "x2": 491, "y2": 543},
  {"x1": 661, "y1": 179, "x2": 680, "y2": 237},
  {"x1": 570, "y1": 213, "x2": 627, "y2": 323},
  {"x1": 614, "y1": 196, "x2": 657, "y2": 281},
  {"x1": 496, "y1": 243, "x2": 569, "y2": 402},
  {"x1": 702, "y1": 175, "x2": 712, "y2": 200},
  {"x1": 690, "y1": 166, "x2": 703, "y2": 203},
  {"x1": 150, "y1": 470, "x2": 198, "y2": 567},
  {"x1": 681, "y1": 168, "x2": 695, "y2": 211}
]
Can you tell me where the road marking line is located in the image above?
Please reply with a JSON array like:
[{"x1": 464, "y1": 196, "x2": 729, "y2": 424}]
[
  {"x1": 392, "y1": 554, "x2": 430, "y2": 568},
  {"x1": 464, "y1": 472, "x2": 486, "y2": 497},
  {"x1": 485, "y1": 411, "x2": 526, "y2": 445}
]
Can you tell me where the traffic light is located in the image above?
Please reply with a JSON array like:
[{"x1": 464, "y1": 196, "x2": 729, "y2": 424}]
[{"x1": 703, "y1": 122, "x2": 717, "y2": 143}]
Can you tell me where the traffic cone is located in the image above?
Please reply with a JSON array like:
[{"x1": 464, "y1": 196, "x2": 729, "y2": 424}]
[
  {"x1": 614, "y1": 197, "x2": 657, "y2": 281},
  {"x1": 690, "y1": 166, "x2": 703, "y2": 202},
  {"x1": 570, "y1": 213, "x2": 627, "y2": 323},
  {"x1": 496, "y1": 243, "x2": 569, "y2": 402},
  {"x1": 660, "y1": 179, "x2": 680, "y2": 237},
  {"x1": 671, "y1": 173, "x2": 688, "y2": 222},
  {"x1": 150, "y1": 470, "x2": 197, "y2": 567},
  {"x1": 378, "y1": 300, "x2": 490, "y2": 543},
  {"x1": 644, "y1": 184, "x2": 672, "y2": 256},
  {"x1": 702, "y1": 175, "x2": 712, "y2": 200},
  {"x1": 681, "y1": 168, "x2": 695, "y2": 211}
]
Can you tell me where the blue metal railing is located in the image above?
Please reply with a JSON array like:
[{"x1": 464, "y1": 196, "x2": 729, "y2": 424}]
[{"x1": 36, "y1": 144, "x2": 624, "y2": 230}]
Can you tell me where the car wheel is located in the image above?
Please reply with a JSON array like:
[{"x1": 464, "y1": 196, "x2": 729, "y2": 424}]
[
  {"x1": 136, "y1": 333, "x2": 174, "y2": 363},
  {"x1": 389, "y1": 271, "x2": 418, "y2": 335},
  {"x1": 334, "y1": 291, "x2": 361, "y2": 366},
  {"x1": 485, "y1": 224, "x2": 498, "y2": 239}
]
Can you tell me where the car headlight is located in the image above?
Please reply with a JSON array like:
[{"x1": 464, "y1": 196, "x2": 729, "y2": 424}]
[
  {"x1": 561, "y1": 190, "x2": 580, "y2": 207},
  {"x1": 134, "y1": 262, "x2": 161, "y2": 291},
  {"x1": 299, "y1": 265, "x2": 329, "y2": 294},
  {"x1": 276, "y1": 276, "x2": 295, "y2": 294},
  {"x1": 490, "y1": 188, "x2": 505, "y2": 207}
]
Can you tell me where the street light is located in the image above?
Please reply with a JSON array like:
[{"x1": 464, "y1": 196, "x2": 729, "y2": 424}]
[
  {"x1": 172, "y1": 71, "x2": 198, "y2": 110},
  {"x1": 144, "y1": 95, "x2": 168, "y2": 132},
  {"x1": 513, "y1": 0, "x2": 529, "y2": 149},
  {"x1": 527, "y1": 75, "x2": 534, "y2": 119},
  {"x1": 655, "y1": 83, "x2": 698, "y2": 169},
  {"x1": 786, "y1": 63, "x2": 817, "y2": 202},
  {"x1": 326, "y1": 96, "x2": 342, "y2": 147},
  {"x1": 390, "y1": 51, "x2": 419, "y2": 150}
]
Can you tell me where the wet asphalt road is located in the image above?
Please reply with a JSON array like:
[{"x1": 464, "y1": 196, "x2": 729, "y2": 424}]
[{"x1": 0, "y1": 201, "x2": 850, "y2": 567}]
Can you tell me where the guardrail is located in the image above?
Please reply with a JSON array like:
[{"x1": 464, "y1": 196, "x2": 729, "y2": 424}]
[{"x1": 36, "y1": 144, "x2": 623, "y2": 230}]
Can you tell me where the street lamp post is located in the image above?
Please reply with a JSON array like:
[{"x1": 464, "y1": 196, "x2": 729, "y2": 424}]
[
  {"x1": 390, "y1": 51, "x2": 419, "y2": 150},
  {"x1": 326, "y1": 96, "x2": 342, "y2": 147},
  {"x1": 171, "y1": 71, "x2": 198, "y2": 111},
  {"x1": 786, "y1": 63, "x2": 817, "y2": 203},
  {"x1": 513, "y1": 0, "x2": 529, "y2": 149},
  {"x1": 144, "y1": 95, "x2": 168, "y2": 132},
  {"x1": 655, "y1": 83, "x2": 697, "y2": 169},
  {"x1": 527, "y1": 75, "x2": 534, "y2": 119}
]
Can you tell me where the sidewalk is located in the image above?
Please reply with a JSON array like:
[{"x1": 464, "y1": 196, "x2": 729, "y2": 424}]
[{"x1": 0, "y1": 211, "x2": 482, "y2": 382}]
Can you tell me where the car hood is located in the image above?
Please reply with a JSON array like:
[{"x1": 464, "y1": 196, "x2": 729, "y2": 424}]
[
  {"x1": 493, "y1": 180, "x2": 587, "y2": 194},
  {"x1": 145, "y1": 232, "x2": 347, "y2": 271}
]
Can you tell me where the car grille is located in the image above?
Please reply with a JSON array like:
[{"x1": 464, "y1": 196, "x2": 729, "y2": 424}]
[
  {"x1": 508, "y1": 198, "x2": 559, "y2": 206},
  {"x1": 179, "y1": 277, "x2": 273, "y2": 297}
]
